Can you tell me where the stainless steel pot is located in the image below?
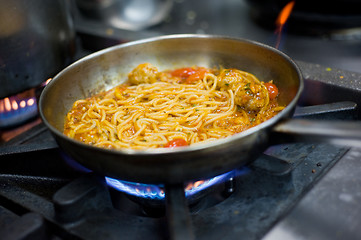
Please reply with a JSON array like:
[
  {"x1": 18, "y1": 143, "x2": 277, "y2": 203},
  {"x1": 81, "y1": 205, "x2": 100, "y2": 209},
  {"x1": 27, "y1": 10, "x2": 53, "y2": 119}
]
[
  {"x1": 75, "y1": 0, "x2": 173, "y2": 31},
  {"x1": 39, "y1": 34, "x2": 361, "y2": 184},
  {"x1": 0, "y1": 0, "x2": 75, "y2": 98}
]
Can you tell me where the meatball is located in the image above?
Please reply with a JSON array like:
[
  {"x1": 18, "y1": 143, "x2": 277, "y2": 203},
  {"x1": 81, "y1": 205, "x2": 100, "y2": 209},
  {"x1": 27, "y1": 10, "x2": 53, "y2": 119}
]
[
  {"x1": 217, "y1": 69, "x2": 244, "y2": 89},
  {"x1": 217, "y1": 69, "x2": 269, "y2": 111},
  {"x1": 128, "y1": 63, "x2": 159, "y2": 85},
  {"x1": 234, "y1": 82, "x2": 268, "y2": 111}
]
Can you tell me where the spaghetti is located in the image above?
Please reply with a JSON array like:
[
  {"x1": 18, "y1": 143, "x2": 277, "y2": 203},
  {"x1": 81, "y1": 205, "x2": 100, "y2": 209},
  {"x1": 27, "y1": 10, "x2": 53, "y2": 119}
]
[{"x1": 64, "y1": 63, "x2": 284, "y2": 150}]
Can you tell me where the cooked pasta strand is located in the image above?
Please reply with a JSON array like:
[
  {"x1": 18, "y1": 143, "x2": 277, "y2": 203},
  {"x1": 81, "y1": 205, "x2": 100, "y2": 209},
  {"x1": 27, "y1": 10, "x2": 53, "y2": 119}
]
[{"x1": 64, "y1": 64, "x2": 284, "y2": 149}]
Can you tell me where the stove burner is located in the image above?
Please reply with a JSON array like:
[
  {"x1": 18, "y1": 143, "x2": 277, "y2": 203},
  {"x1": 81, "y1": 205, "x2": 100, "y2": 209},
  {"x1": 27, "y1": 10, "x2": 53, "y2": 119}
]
[
  {"x1": 0, "y1": 88, "x2": 38, "y2": 129},
  {"x1": 106, "y1": 171, "x2": 229, "y2": 200},
  {"x1": 106, "y1": 168, "x2": 249, "y2": 200}
]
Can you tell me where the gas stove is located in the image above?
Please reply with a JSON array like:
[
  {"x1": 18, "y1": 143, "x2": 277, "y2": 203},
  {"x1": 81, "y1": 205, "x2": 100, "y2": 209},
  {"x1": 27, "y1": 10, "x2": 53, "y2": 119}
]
[
  {"x1": 0, "y1": 61, "x2": 360, "y2": 240},
  {"x1": 0, "y1": 140, "x2": 351, "y2": 240},
  {"x1": 1, "y1": 0, "x2": 361, "y2": 239}
]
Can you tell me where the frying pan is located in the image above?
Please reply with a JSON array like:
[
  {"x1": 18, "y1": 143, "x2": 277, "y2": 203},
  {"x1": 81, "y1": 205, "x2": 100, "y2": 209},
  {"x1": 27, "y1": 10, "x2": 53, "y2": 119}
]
[{"x1": 39, "y1": 34, "x2": 361, "y2": 184}]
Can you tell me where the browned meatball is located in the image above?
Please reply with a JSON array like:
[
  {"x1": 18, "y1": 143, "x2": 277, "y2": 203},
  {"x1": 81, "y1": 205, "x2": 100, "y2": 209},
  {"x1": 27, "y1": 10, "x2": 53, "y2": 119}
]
[
  {"x1": 217, "y1": 69, "x2": 244, "y2": 89},
  {"x1": 128, "y1": 63, "x2": 158, "y2": 85},
  {"x1": 217, "y1": 69, "x2": 269, "y2": 111},
  {"x1": 234, "y1": 82, "x2": 269, "y2": 111}
]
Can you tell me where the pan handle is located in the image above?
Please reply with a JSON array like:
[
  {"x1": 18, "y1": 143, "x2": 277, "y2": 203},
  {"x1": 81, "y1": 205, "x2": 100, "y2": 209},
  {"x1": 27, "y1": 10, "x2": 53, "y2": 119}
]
[{"x1": 271, "y1": 119, "x2": 361, "y2": 148}]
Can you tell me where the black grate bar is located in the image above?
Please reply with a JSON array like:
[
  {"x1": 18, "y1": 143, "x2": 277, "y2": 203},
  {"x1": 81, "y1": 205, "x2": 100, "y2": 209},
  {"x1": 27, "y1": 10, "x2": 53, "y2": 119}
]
[{"x1": 165, "y1": 184, "x2": 195, "y2": 240}]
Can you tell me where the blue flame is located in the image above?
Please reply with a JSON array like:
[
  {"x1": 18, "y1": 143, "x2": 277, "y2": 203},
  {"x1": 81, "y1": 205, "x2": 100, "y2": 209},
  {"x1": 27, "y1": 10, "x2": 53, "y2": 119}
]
[
  {"x1": 0, "y1": 96, "x2": 38, "y2": 128},
  {"x1": 106, "y1": 179, "x2": 165, "y2": 199},
  {"x1": 105, "y1": 167, "x2": 250, "y2": 200}
]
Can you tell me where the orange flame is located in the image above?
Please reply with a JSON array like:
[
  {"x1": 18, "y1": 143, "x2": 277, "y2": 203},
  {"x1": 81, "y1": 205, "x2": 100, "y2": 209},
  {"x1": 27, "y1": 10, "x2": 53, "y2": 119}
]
[
  {"x1": 0, "y1": 96, "x2": 36, "y2": 113},
  {"x1": 275, "y1": 1, "x2": 295, "y2": 49},
  {"x1": 276, "y1": 1, "x2": 295, "y2": 28},
  {"x1": 185, "y1": 180, "x2": 205, "y2": 191},
  {"x1": 4, "y1": 97, "x2": 11, "y2": 111}
]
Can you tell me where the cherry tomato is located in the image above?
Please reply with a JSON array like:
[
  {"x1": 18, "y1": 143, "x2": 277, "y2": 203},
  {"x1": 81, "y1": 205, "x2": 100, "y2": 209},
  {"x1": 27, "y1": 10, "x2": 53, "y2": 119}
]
[
  {"x1": 170, "y1": 67, "x2": 208, "y2": 83},
  {"x1": 164, "y1": 139, "x2": 188, "y2": 148},
  {"x1": 171, "y1": 67, "x2": 196, "y2": 79},
  {"x1": 265, "y1": 82, "x2": 279, "y2": 100},
  {"x1": 185, "y1": 68, "x2": 208, "y2": 83}
]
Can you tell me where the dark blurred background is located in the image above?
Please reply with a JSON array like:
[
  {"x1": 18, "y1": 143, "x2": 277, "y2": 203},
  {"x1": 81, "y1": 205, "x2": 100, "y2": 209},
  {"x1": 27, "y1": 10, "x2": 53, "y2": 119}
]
[{"x1": 73, "y1": 0, "x2": 361, "y2": 73}]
